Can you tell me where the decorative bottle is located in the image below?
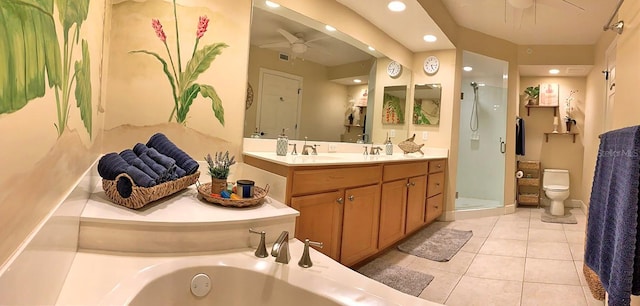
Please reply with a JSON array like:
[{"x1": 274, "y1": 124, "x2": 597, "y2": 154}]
[
  {"x1": 385, "y1": 136, "x2": 393, "y2": 155},
  {"x1": 276, "y1": 129, "x2": 288, "y2": 156}
]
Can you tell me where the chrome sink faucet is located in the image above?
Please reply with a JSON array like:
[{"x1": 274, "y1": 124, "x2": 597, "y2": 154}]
[
  {"x1": 301, "y1": 137, "x2": 319, "y2": 155},
  {"x1": 369, "y1": 146, "x2": 383, "y2": 155},
  {"x1": 271, "y1": 231, "x2": 291, "y2": 264}
]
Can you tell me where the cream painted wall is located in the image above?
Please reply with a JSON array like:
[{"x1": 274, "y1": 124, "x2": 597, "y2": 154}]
[
  {"x1": 104, "y1": 0, "x2": 251, "y2": 158},
  {"x1": 519, "y1": 77, "x2": 586, "y2": 202},
  {"x1": 245, "y1": 46, "x2": 348, "y2": 142},
  {"x1": 611, "y1": 1, "x2": 640, "y2": 129},
  {"x1": 372, "y1": 58, "x2": 413, "y2": 144},
  {"x1": 0, "y1": 0, "x2": 108, "y2": 268}
]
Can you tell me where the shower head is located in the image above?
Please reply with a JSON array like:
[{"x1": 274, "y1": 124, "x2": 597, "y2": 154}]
[{"x1": 470, "y1": 82, "x2": 478, "y2": 89}]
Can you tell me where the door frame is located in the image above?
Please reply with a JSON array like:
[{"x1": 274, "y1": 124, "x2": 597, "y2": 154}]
[
  {"x1": 604, "y1": 38, "x2": 617, "y2": 133},
  {"x1": 257, "y1": 68, "x2": 303, "y2": 139}
]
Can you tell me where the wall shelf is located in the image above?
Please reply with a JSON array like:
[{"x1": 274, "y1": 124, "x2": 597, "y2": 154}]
[
  {"x1": 544, "y1": 132, "x2": 579, "y2": 143},
  {"x1": 344, "y1": 124, "x2": 363, "y2": 132},
  {"x1": 525, "y1": 105, "x2": 558, "y2": 116}
]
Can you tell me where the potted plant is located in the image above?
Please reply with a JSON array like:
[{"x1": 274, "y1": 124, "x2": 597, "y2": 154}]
[
  {"x1": 564, "y1": 116, "x2": 577, "y2": 132},
  {"x1": 205, "y1": 151, "x2": 236, "y2": 194},
  {"x1": 524, "y1": 86, "x2": 540, "y2": 105}
]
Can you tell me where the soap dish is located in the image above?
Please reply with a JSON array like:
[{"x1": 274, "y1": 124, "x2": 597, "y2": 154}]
[{"x1": 197, "y1": 183, "x2": 269, "y2": 208}]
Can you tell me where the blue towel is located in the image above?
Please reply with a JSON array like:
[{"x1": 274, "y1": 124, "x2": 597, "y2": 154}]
[
  {"x1": 585, "y1": 125, "x2": 640, "y2": 306},
  {"x1": 146, "y1": 147, "x2": 176, "y2": 169},
  {"x1": 119, "y1": 149, "x2": 159, "y2": 180},
  {"x1": 97, "y1": 153, "x2": 129, "y2": 180},
  {"x1": 124, "y1": 165, "x2": 156, "y2": 188},
  {"x1": 138, "y1": 152, "x2": 170, "y2": 181},
  {"x1": 133, "y1": 143, "x2": 149, "y2": 156},
  {"x1": 516, "y1": 117, "x2": 525, "y2": 155},
  {"x1": 147, "y1": 133, "x2": 199, "y2": 175}
]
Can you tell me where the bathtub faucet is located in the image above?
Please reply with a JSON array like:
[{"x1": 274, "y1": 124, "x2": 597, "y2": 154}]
[{"x1": 271, "y1": 231, "x2": 291, "y2": 264}]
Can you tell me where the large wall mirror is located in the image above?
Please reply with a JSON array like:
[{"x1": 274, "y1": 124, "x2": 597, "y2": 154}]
[
  {"x1": 244, "y1": 2, "x2": 411, "y2": 143},
  {"x1": 413, "y1": 84, "x2": 442, "y2": 125}
]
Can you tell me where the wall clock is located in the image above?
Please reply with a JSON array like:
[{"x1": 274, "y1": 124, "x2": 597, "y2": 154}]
[
  {"x1": 387, "y1": 61, "x2": 402, "y2": 78},
  {"x1": 423, "y1": 56, "x2": 439, "y2": 75}
]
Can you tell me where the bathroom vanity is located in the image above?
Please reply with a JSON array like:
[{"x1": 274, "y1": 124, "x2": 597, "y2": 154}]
[{"x1": 243, "y1": 151, "x2": 448, "y2": 266}]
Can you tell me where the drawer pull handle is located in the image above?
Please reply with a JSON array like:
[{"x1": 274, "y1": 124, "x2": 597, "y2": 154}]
[
  {"x1": 410, "y1": 182, "x2": 416, "y2": 186},
  {"x1": 437, "y1": 164, "x2": 441, "y2": 168},
  {"x1": 434, "y1": 206, "x2": 439, "y2": 209},
  {"x1": 406, "y1": 183, "x2": 411, "y2": 187},
  {"x1": 348, "y1": 195, "x2": 355, "y2": 201},
  {"x1": 435, "y1": 183, "x2": 440, "y2": 187},
  {"x1": 337, "y1": 197, "x2": 344, "y2": 204}
]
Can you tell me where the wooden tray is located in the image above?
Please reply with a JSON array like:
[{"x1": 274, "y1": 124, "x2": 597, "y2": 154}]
[{"x1": 197, "y1": 182, "x2": 269, "y2": 208}]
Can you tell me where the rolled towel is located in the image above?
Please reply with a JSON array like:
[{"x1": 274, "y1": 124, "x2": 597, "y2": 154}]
[
  {"x1": 124, "y1": 165, "x2": 156, "y2": 188},
  {"x1": 147, "y1": 133, "x2": 199, "y2": 175},
  {"x1": 98, "y1": 153, "x2": 130, "y2": 180},
  {"x1": 174, "y1": 165, "x2": 187, "y2": 178},
  {"x1": 119, "y1": 149, "x2": 159, "y2": 180},
  {"x1": 146, "y1": 147, "x2": 176, "y2": 169},
  {"x1": 133, "y1": 143, "x2": 149, "y2": 156},
  {"x1": 139, "y1": 152, "x2": 168, "y2": 178}
]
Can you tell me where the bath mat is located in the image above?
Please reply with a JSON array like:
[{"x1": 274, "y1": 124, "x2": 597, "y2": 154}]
[
  {"x1": 397, "y1": 225, "x2": 473, "y2": 262},
  {"x1": 541, "y1": 209, "x2": 577, "y2": 224},
  {"x1": 357, "y1": 258, "x2": 434, "y2": 296}
]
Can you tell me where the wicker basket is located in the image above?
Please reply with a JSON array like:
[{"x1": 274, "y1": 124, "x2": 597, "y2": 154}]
[
  {"x1": 102, "y1": 171, "x2": 200, "y2": 209},
  {"x1": 197, "y1": 183, "x2": 269, "y2": 208}
]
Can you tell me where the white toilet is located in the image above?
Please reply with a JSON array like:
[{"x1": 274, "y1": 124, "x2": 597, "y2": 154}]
[{"x1": 543, "y1": 169, "x2": 570, "y2": 216}]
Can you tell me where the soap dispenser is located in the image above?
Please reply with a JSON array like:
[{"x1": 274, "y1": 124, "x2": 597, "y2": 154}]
[
  {"x1": 385, "y1": 134, "x2": 393, "y2": 155},
  {"x1": 276, "y1": 129, "x2": 288, "y2": 156}
]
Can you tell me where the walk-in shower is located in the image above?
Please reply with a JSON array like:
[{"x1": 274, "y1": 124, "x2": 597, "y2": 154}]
[{"x1": 456, "y1": 51, "x2": 508, "y2": 213}]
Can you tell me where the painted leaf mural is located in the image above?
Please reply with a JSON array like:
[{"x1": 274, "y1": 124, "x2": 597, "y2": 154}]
[
  {"x1": 0, "y1": 0, "x2": 92, "y2": 138},
  {"x1": 0, "y1": 0, "x2": 62, "y2": 113},
  {"x1": 133, "y1": 1, "x2": 228, "y2": 126}
]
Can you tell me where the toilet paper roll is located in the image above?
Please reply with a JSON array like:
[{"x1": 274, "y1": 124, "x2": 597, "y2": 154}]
[{"x1": 516, "y1": 171, "x2": 524, "y2": 179}]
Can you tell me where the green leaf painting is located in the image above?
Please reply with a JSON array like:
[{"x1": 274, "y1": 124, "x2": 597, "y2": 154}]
[
  {"x1": 0, "y1": 0, "x2": 93, "y2": 138},
  {"x1": 133, "y1": 1, "x2": 227, "y2": 126}
]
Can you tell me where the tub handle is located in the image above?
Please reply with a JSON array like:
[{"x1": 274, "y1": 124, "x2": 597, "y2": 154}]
[{"x1": 249, "y1": 228, "x2": 268, "y2": 258}]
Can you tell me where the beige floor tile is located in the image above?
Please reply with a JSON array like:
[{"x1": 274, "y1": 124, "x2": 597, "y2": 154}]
[
  {"x1": 489, "y1": 226, "x2": 529, "y2": 240},
  {"x1": 479, "y1": 238, "x2": 527, "y2": 257},
  {"x1": 565, "y1": 230, "x2": 586, "y2": 244},
  {"x1": 500, "y1": 212, "x2": 531, "y2": 222},
  {"x1": 466, "y1": 254, "x2": 525, "y2": 281},
  {"x1": 529, "y1": 219, "x2": 565, "y2": 230},
  {"x1": 445, "y1": 276, "x2": 522, "y2": 306},
  {"x1": 574, "y1": 261, "x2": 587, "y2": 286},
  {"x1": 409, "y1": 251, "x2": 476, "y2": 274},
  {"x1": 376, "y1": 249, "x2": 416, "y2": 267},
  {"x1": 460, "y1": 235, "x2": 486, "y2": 253},
  {"x1": 570, "y1": 243, "x2": 585, "y2": 261},
  {"x1": 570, "y1": 208, "x2": 586, "y2": 216},
  {"x1": 564, "y1": 223, "x2": 587, "y2": 232},
  {"x1": 450, "y1": 223, "x2": 494, "y2": 238},
  {"x1": 526, "y1": 241, "x2": 573, "y2": 260},
  {"x1": 528, "y1": 228, "x2": 567, "y2": 242},
  {"x1": 418, "y1": 269, "x2": 462, "y2": 304},
  {"x1": 495, "y1": 219, "x2": 531, "y2": 229},
  {"x1": 455, "y1": 216, "x2": 499, "y2": 226},
  {"x1": 582, "y1": 286, "x2": 605, "y2": 306},
  {"x1": 524, "y1": 258, "x2": 581, "y2": 285},
  {"x1": 521, "y1": 282, "x2": 586, "y2": 306}
]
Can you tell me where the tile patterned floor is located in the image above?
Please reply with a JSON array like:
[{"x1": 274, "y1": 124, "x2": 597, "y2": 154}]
[{"x1": 374, "y1": 207, "x2": 604, "y2": 305}]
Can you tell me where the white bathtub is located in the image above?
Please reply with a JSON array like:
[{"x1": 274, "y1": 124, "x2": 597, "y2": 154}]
[{"x1": 99, "y1": 255, "x2": 397, "y2": 306}]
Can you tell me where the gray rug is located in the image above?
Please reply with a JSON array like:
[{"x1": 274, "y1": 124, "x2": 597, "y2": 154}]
[
  {"x1": 397, "y1": 224, "x2": 473, "y2": 262},
  {"x1": 357, "y1": 258, "x2": 434, "y2": 296},
  {"x1": 541, "y1": 208, "x2": 578, "y2": 224}
]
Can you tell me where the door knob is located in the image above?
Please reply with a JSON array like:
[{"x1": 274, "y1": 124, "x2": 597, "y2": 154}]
[{"x1": 336, "y1": 197, "x2": 344, "y2": 204}]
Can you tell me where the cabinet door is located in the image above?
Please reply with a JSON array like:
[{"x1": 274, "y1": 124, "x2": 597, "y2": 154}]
[
  {"x1": 379, "y1": 180, "x2": 407, "y2": 250},
  {"x1": 341, "y1": 184, "x2": 381, "y2": 266},
  {"x1": 291, "y1": 191, "x2": 343, "y2": 261},
  {"x1": 425, "y1": 193, "x2": 443, "y2": 224},
  {"x1": 405, "y1": 175, "x2": 427, "y2": 234}
]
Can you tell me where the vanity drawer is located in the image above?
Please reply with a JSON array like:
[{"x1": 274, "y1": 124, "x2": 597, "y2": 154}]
[
  {"x1": 383, "y1": 162, "x2": 427, "y2": 182},
  {"x1": 425, "y1": 193, "x2": 443, "y2": 224},
  {"x1": 427, "y1": 172, "x2": 445, "y2": 197},
  {"x1": 291, "y1": 165, "x2": 382, "y2": 195},
  {"x1": 428, "y1": 159, "x2": 446, "y2": 173}
]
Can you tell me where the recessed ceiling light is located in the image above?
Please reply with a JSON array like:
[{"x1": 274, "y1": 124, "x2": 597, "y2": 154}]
[
  {"x1": 265, "y1": 1, "x2": 280, "y2": 8},
  {"x1": 388, "y1": 1, "x2": 406, "y2": 12},
  {"x1": 503, "y1": 74, "x2": 508, "y2": 79},
  {"x1": 325, "y1": 25, "x2": 336, "y2": 32},
  {"x1": 368, "y1": 46, "x2": 375, "y2": 51},
  {"x1": 354, "y1": 79, "x2": 362, "y2": 83},
  {"x1": 463, "y1": 66, "x2": 473, "y2": 72},
  {"x1": 549, "y1": 69, "x2": 560, "y2": 74},
  {"x1": 423, "y1": 35, "x2": 437, "y2": 42}
]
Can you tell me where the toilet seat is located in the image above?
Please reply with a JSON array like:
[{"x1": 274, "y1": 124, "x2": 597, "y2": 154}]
[{"x1": 544, "y1": 184, "x2": 569, "y2": 191}]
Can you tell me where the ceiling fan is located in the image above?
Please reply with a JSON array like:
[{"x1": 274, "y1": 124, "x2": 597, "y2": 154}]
[{"x1": 259, "y1": 28, "x2": 329, "y2": 60}]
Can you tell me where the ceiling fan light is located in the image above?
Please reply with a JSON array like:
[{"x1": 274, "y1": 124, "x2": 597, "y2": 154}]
[
  {"x1": 291, "y1": 44, "x2": 308, "y2": 54},
  {"x1": 507, "y1": 0, "x2": 534, "y2": 9}
]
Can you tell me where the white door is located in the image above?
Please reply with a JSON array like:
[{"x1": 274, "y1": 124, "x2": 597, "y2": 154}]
[
  {"x1": 257, "y1": 70, "x2": 302, "y2": 139},
  {"x1": 604, "y1": 40, "x2": 616, "y2": 132}
]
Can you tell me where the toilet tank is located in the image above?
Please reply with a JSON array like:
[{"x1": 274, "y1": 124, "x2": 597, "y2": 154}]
[{"x1": 543, "y1": 169, "x2": 570, "y2": 187}]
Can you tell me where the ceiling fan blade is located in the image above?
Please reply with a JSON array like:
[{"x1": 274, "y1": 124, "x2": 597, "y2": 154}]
[
  {"x1": 277, "y1": 28, "x2": 300, "y2": 44},
  {"x1": 259, "y1": 42, "x2": 290, "y2": 49}
]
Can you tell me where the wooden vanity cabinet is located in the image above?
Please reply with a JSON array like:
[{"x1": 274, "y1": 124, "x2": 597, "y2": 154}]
[
  {"x1": 379, "y1": 161, "x2": 428, "y2": 250},
  {"x1": 290, "y1": 165, "x2": 382, "y2": 265},
  {"x1": 425, "y1": 159, "x2": 446, "y2": 224}
]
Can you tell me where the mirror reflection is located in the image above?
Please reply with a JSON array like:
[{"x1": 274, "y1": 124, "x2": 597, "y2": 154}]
[
  {"x1": 244, "y1": 3, "x2": 411, "y2": 143},
  {"x1": 382, "y1": 86, "x2": 407, "y2": 124},
  {"x1": 413, "y1": 84, "x2": 442, "y2": 125}
]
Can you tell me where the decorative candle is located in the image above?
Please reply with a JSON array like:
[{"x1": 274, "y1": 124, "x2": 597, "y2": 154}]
[{"x1": 554, "y1": 116, "x2": 559, "y2": 125}]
